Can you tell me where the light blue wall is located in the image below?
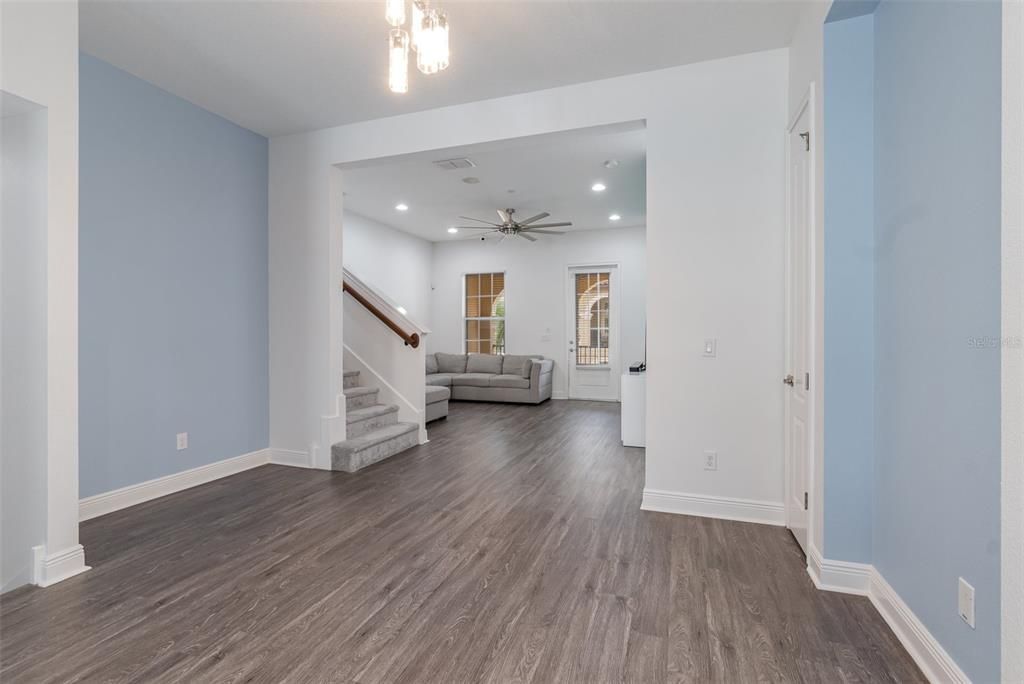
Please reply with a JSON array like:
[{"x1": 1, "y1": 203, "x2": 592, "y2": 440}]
[
  {"x1": 823, "y1": 13, "x2": 875, "y2": 563},
  {"x1": 79, "y1": 54, "x2": 269, "y2": 498},
  {"x1": 872, "y1": 1, "x2": 1002, "y2": 680}
]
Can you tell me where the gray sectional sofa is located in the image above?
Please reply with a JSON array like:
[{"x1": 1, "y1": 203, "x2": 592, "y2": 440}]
[
  {"x1": 425, "y1": 385, "x2": 450, "y2": 422},
  {"x1": 426, "y1": 352, "x2": 553, "y2": 405}
]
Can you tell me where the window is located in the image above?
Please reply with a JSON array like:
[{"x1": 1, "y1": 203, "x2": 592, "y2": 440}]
[
  {"x1": 464, "y1": 273, "x2": 505, "y2": 354},
  {"x1": 575, "y1": 272, "x2": 610, "y2": 365}
]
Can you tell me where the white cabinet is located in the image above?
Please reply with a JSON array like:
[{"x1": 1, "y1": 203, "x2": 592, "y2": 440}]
[{"x1": 620, "y1": 372, "x2": 646, "y2": 447}]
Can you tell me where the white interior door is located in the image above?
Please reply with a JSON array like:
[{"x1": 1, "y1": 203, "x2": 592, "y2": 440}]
[
  {"x1": 784, "y1": 100, "x2": 813, "y2": 554},
  {"x1": 567, "y1": 266, "x2": 619, "y2": 401}
]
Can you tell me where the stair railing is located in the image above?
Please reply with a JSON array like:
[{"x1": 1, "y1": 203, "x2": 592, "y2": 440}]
[{"x1": 341, "y1": 269, "x2": 425, "y2": 349}]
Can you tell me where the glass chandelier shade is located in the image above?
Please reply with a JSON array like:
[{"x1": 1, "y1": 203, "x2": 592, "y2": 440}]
[
  {"x1": 388, "y1": 28, "x2": 409, "y2": 94},
  {"x1": 416, "y1": 8, "x2": 449, "y2": 75},
  {"x1": 411, "y1": 0, "x2": 427, "y2": 53},
  {"x1": 385, "y1": 0, "x2": 405, "y2": 27},
  {"x1": 386, "y1": 0, "x2": 448, "y2": 93}
]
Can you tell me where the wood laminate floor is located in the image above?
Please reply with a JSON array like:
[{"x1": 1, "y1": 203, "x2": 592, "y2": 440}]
[{"x1": 1, "y1": 400, "x2": 922, "y2": 683}]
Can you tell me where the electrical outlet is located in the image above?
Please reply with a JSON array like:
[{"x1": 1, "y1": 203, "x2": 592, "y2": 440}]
[
  {"x1": 703, "y1": 338, "x2": 717, "y2": 358},
  {"x1": 703, "y1": 450, "x2": 718, "y2": 471},
  {"x1": 958, "y1": 577, "x2": 975, "y2": 628},
  {"x1": 176, "y1": 432, "x2": 188, "y2": 451}
]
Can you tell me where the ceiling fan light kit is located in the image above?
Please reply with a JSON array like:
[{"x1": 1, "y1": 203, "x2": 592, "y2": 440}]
[
  {"x1": 387, "y1": 0, "x2": 449, "y2": 93},
  {"x1": 456, "y1": 208, "x2": 572, "y2": 242}
]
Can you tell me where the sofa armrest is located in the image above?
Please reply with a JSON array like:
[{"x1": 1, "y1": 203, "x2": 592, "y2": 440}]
[
  {"x1": 529, "y1": 359, "x2": 554, "y2": 386},
  {"x1": 527, "y1": 359, "x2": 554, "y2": 403}
]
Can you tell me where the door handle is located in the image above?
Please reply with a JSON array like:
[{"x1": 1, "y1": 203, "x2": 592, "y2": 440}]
[{"x1": 783, "y1": 374, "x2": 795, "y2": 386}]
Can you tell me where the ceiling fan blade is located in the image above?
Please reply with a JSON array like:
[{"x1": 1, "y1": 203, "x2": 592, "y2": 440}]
[
  {"x1": 522, "y1": 229, "x2": 564, "y2": 235},
  {"x1": 454, "y1": 225, "x2": 497, "y2": 230},
  {"x1": 519, "y1": 232, "x2": 538, "y2": 242},
  {"x1": 518, "y1": 212, "x2": 550, "y2": 225},
  {"x1": 497, "y1": 209, "x2": 512, "y2": 224},
  {"x1": 522, "y1": 222, "x2": 572, "y2": 229},
  {"x1": 458, "y1": 215, "x2": 501, "y2": 226}
]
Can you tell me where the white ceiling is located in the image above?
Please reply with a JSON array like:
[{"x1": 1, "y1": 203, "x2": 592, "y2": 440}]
[
  {"x1": 341, "y1": 123, "x2": 645, "y2": 242},
  {"x1": 80, "y1": 0, "x2": 805, "y2": 137}
]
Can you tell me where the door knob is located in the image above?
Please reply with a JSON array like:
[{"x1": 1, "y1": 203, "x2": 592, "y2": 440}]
[{"x1": 783, "y1": 374, "x2": 795, "y2": 386}]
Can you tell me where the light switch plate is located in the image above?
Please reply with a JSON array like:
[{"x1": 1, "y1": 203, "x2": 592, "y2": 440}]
[
  {"x1": 176, "y1": 432, "x2": 188, "y2": 450},
  {"x1": 703, "y1": 338, "x2": 717, "y2": 358},
  {"x1": 958, "y1": 577, "x2": 975, "y2": 628}
]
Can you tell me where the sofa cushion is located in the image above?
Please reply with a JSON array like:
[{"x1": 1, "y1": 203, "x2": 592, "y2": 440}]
[
  {"x1": 425, "y1": 385, "x2": 451, "y2": 403},
  {"x1": 466, "y1": 353, "x2": 503, "y2": 374},
  {"x1": 452, "y1": 372, "x2": 493, "y2": 387},
  {"x1": 436, "y1": 352, "x2": 468, "y2": 374},
  {"x1": 489, "y1": 374, "x2": 530, "y2": 389},
  {"x1": 426, "y1": 373, "x2": 453, "y2": 387},
  {"x1": 501, "y1": 354, "x2": 538, "y2": 378},
  {"x1": 425, "y1": 353, "x2": 438, "y2": 375}
]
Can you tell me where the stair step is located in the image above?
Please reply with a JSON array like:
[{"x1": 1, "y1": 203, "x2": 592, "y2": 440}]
[
  {"x1": 331, "y1": 422, "x2": 419, "y2": 473},
  {"x1": 346, "y1": 403, "x2": 399, "y2": 438},
  {"x1": 344, "y1": 386, "x2": 379, "y2": 410},
  {"x1": 343, "y1": 370, "x2": 360, "y2": 390}
]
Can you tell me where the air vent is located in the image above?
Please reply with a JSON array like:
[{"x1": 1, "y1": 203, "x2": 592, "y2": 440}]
[{"x1": 432, "y1": 157, "x2": 476, "y2": 170}]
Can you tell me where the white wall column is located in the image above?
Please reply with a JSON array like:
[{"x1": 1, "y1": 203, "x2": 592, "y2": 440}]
[{"x1": 0, "y1": 0, "x2": 87, "y2": 587}]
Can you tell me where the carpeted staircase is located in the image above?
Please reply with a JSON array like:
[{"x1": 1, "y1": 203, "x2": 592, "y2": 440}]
[{"x1": 332, "y1": 370, "x2": 418, "y2": 472}]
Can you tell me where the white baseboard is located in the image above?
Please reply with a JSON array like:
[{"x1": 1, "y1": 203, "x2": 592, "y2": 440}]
[
  {"x1": 807, "y1": 544, "x2": 872, "y2": 595},
  {"x1": 33, "y1": 544, "x2": 90, "y2": 587},
  {"x1": 808, "y1": 549, "x2": 970, "y2": 683},
  {"x1": 79, "y1": 448, "x2": 271, "y2": 521},
  {"x1": 640, "y1": 488, "x2": 785, "y2": 526},
  {"x1": 868, "y1": 570, "x2": 970, "y2": 684},
  {"x1": 268, "y1": 448, "x2": 312, "y2": 468}
]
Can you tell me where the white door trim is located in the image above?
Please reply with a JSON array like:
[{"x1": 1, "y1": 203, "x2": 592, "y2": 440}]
[
  {"x1": 784, "y1": 83, "x2": 818, "y2": 558},
  {"x1": 566, "y1": 262, "x2": 621, "y2": 401},
  {"x1": 1002, "y1": 2, "x2": 1024, "y2": 680}
]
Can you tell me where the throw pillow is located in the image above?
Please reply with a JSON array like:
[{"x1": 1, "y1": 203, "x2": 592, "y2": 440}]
[{"x1": 435, "y1": 352, "x2": 468, "y2": 374}]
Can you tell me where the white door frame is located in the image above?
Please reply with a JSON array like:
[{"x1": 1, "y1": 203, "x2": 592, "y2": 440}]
[
  {"x1": 784, "y1": 84, "x2": 818, "y2": 557},
  {"x1": 566, "y1": 262, "x2": 621, "y2": 401},
  {"x1": 1001, "y1": 2, "x2": 1023, "y2": 679}
]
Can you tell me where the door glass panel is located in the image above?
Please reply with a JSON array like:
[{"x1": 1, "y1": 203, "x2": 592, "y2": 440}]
[{"x1": 575, "y1": 272, "x2": 610, "y2": 365}]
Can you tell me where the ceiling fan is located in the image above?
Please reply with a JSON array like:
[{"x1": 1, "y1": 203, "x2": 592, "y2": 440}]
[{"x1": 454, "y1": 208, "x2": 571, "y2": 242}]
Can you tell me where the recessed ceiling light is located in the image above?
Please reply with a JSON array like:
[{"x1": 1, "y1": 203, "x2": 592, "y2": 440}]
[
  {"x1": 603, "y1": 159, "x2": 619, "y2": 169},
  {"x1": 609, "y1": 213, "x2": 621, "y2": 221},
  {"x1": 447, "y1": 227, "x2": 458, "y2": 234},
  {"x1": 396, "y1": 306, "x2": 408, "y2": 315},
  {"x1": 395, "y1": 203, "x2": 409, "y2": 211},
  {"x1": 591, "y1": 183, "x2": 607, "y2": 192}
]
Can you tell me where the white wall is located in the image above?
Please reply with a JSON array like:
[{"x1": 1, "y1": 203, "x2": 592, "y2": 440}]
[
  {"x1": 0, "y1": 0, "x2": 85, "y2": 587},
  {"x1": 270, "y1": 48, "x2": 788, "y2": 510},
  {"x1": 342, "y1": 211, "x2": 432, "y2": 327},
  {"x1": 1, "y1": 105, "x2": 48, "y2": 591},
  {"x1": 430, "y1": 227, "x2": 646, "y2": 400}
]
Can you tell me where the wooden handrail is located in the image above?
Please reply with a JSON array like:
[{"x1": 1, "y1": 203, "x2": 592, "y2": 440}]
[{"x1": 343, "y1": 280, "x2": 420, "y2": 349}]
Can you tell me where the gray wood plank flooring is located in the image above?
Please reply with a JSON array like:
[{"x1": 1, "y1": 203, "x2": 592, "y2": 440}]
[{"x1": 0, "y1": 400, "x2": 923, "y2": 683}]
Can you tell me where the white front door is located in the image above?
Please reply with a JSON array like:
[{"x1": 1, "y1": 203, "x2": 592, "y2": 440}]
[
  {"x1": 784, "y1": 98, "x2": 814, "y2": 554},
  {"x1": 567, "y1": 266, "x2": 619, "y2": 401}
]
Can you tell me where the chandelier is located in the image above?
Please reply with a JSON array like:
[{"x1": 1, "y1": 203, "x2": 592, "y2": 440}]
[{"x1": 386, "y1": 0, "x2": 449, "y2": 94}]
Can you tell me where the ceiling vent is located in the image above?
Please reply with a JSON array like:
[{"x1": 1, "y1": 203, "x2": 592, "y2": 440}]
[{"x1": 432, "y1": 157, "x2": 476, "y2": 170}]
